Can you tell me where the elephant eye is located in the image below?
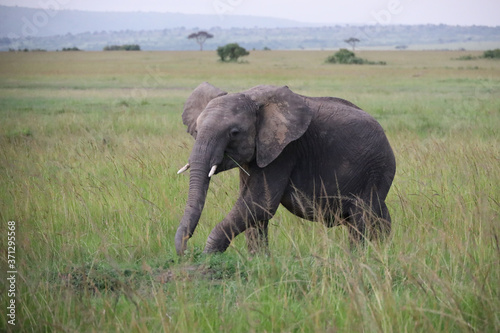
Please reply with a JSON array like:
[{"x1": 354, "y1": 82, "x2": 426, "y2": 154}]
[{"x1": 229, "y1": 128, "x2": 240, "y2": 139}]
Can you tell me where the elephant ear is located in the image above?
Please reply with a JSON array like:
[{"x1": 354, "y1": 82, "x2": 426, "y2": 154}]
[
  {"x1": 244, "y1": 85, "x2": 313, "y2": 168},
  {"x1": 182, "y1": 82, "x2": 227, "y2": 138}
]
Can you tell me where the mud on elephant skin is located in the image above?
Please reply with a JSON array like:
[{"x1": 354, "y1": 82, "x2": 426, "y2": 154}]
[{"x1": 175, "y1": 82, "x2": 396, "y2": 256}]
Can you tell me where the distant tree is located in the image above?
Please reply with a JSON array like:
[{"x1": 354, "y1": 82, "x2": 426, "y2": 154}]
[
  {"x1": 62, "y1": 47, "x2": 82, "y2": 51},
  {"x1": 20, "y1": 48, "x2": 47, "y2": 52},
  {"x1": 103, "y1": 44, "x2": 140, "y2": 51},
  {"x1": 326, "y1": 49, "x2": 359, "y2": 64},
  {"x1": 325, "y1": 49, "x2": 386, "y2": 65},
  {"x1": 344, "y1": 37, "x2": 360, "y2": 51},
  {"x1": 123, "y1": 44, "x2": 140, "y2": 51},
  {"x1": 217, "y1": 43, "x2": 249, "y2": 62},
  {"x1": 483, "y1": 48, "x2": 500, "y2": 59},
  {"x1": 188, "y1": 31, "x2": 214, "y2": 51}
]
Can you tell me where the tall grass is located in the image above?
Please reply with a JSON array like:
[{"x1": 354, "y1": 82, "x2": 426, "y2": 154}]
[{"x1": 0, "y1": 51, "x2": 499, "y2": 332}]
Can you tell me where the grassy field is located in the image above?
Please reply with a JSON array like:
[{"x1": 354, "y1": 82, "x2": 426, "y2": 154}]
[{"x1": 0, "y1": 50, "x2": 499, "y2": 332}]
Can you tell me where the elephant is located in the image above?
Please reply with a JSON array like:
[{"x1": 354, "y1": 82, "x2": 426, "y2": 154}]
[{"x1": 175, "y1": 82, "x2": 396, "y2": 256}]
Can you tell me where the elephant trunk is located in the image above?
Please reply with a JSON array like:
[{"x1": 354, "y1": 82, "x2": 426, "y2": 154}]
[
  {"x1": 175, "y1": 136, "x2": 225, "y2": 256},
  {"x1": 175, "y1": 163, "x2": 210, "y2": 255}
]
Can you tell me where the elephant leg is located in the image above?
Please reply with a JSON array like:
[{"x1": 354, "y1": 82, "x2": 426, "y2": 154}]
[
  {"x1": 347, "y1": 196, "x2": 391, "y2": 245},
  {"x1": 347, "y1": 208, "x2": 366, "y2": 245},
  {"x1": 245, "y1": 220, "x2": 269, "y2": 255},
  {"x1": 203, "y1": 198, "x2": 276, "y2": 254},
  {"x1": 204, "y1": 163, "x2": 292, "y2": 254},
  {"x1": 370, "y1": 200, "x2": 391, "y2": 241}
]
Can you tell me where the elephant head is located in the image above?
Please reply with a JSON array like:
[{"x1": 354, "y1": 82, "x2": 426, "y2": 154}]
[{"x1": 175, "y1": 82, "x2": 313, "y2": 255}]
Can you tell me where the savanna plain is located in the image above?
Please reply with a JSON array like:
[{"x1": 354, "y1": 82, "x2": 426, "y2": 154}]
[{"x1": 0, "y1": 50, "x2": 499, "y2": 332}]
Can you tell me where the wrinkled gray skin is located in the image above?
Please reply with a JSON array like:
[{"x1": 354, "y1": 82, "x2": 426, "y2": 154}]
[{"x1": 175, "y1": 82, "x2": 396, "y2": 256}]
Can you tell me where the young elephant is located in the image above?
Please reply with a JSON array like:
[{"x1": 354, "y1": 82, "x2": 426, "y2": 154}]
[{"x1": 175, "y1": 83, "x2": 396, "y2": 255}]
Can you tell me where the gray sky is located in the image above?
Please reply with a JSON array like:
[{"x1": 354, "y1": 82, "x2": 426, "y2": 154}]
[{"x1": 1, "y1": 0, "x2": 499, "y2": 26}]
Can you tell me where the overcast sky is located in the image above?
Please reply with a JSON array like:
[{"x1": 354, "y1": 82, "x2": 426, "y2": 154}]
[{"x1": 1, "y1": 0, "x2": 499, "y2": 26}]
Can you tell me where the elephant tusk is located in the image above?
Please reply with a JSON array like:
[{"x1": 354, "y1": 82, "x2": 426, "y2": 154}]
[
  {"x1": 177, "y1": 163, "x2": 190, "y2": 174},
  {"x1": 208, "y1": 165, "x2": 217, "y2": 178}
]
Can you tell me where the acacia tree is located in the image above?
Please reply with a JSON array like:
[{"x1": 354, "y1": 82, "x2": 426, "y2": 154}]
[
  {"x1": 188, "y1": 31, "x2": 214, "y2": 51},
  {"x1": 344, "y1": 37, "x2": 360, "y2": 51}
]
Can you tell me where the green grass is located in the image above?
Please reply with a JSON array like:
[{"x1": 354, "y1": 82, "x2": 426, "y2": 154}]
[{"x1": 0, "y1": 50, "x2": 499, "y2": 332}]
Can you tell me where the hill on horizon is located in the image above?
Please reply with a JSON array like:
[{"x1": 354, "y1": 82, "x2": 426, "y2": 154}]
[
  {"x1": 0, "y1": 5, "x2": 315, "y2": 38},
  {"x1": 1, "y1": 5, "x2": 499, "y2": 51}
]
